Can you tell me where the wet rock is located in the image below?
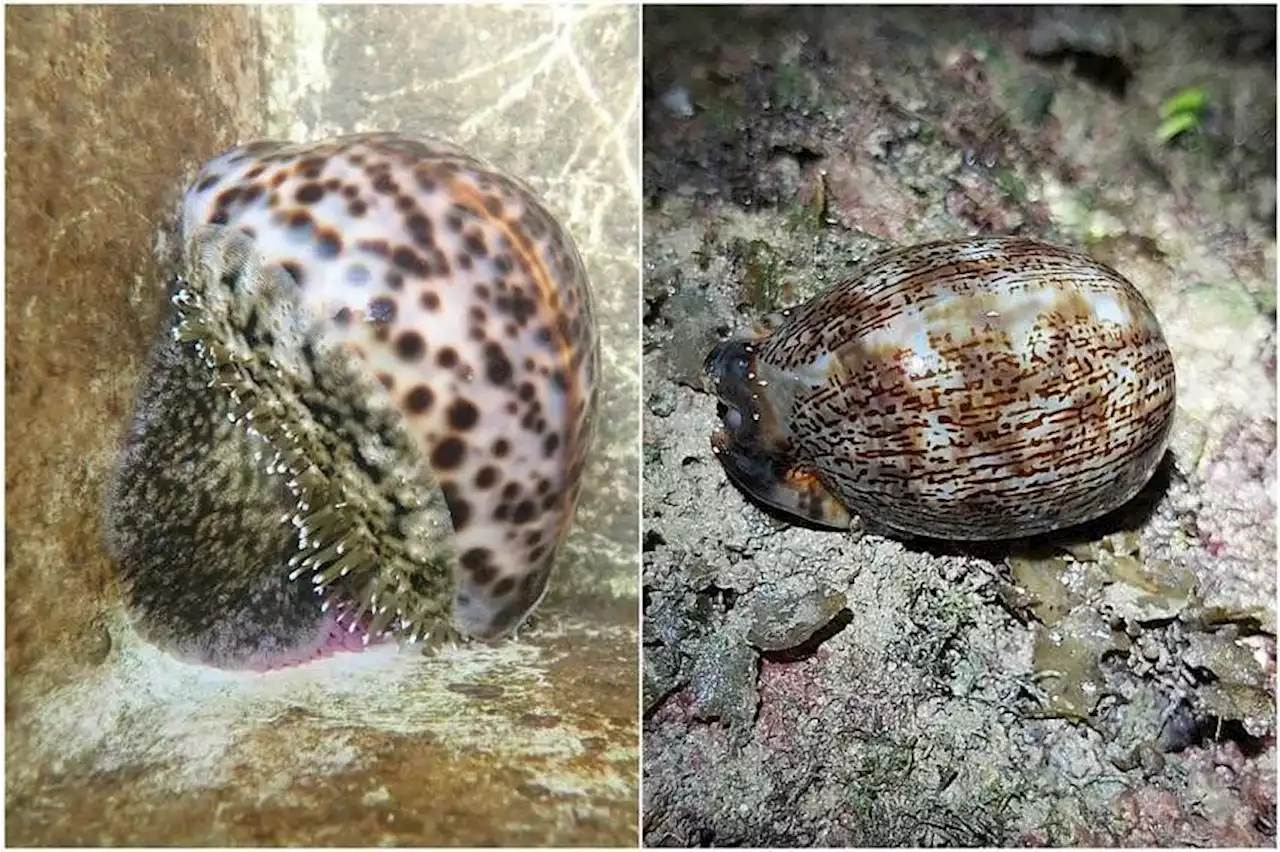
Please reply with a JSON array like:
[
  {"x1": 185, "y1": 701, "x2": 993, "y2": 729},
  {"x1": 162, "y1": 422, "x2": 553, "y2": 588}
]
[
  {"x1": 688, "y1": 631, "x2": 760, "y2": 744},
  {"x1": 1100, "y1": 682, "x2": 1174, "y2": 772},
  {"x1": 743, "y1": 582, "x2": 847, "y2": 652},
  {"x1": 648, "y1": 385, "x2": 678, "y2": 418},
  {"x1": 644, "y1": 644, "x2": 686, "y2": 714},
  {"x1": 666, "y1": 285, "x2": 727, "y2": 390}
]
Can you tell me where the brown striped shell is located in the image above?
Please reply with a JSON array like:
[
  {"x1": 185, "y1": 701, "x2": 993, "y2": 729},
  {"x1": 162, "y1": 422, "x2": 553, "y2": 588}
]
[{"x1": 704, "y1": 237, "x2": 1177, "y2": 540}]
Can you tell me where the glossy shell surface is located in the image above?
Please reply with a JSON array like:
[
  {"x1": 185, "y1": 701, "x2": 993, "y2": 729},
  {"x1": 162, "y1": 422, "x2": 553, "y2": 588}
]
[
  {"x1": 182, "y1": 132, "x2": 599, "y2": 639},
  {"x1": 705, "y1": 237, "x2": 1176, "y2": 540}
]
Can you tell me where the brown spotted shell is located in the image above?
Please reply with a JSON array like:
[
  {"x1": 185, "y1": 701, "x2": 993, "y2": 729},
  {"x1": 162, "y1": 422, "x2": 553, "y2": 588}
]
[
  {"x1": 704, "y1": 237, "x2": 1177, "y2": 540},
  {"x1": 181, "y1": 132, "x2": 599, "y2": 638}
]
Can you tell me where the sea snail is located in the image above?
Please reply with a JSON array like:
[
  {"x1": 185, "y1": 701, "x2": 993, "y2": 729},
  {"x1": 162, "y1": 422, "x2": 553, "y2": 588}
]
[
  {"x1": 104, "y1": 133, "x2": 599, "y2": 669},
  {"x1": 704, "y1": 237, "x2": 1176, "y2": 540}
]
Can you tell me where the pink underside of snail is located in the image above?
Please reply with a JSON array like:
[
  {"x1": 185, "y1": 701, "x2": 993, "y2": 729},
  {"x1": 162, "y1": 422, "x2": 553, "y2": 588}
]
[{"x1": 244, "y1": 618, "x2": 377, "y2": 672}]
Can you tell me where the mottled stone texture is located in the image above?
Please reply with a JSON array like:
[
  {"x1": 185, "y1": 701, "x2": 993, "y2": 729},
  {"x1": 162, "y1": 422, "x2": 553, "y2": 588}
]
[{"x1": 6, "y1": 5, "x2": 638, "y2": 846}]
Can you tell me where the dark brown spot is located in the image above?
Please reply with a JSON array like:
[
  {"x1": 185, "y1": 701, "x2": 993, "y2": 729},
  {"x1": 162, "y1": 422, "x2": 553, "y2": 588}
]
[
  {"x1": 484, "y1": 195, "x2": 505, "y2": 217},
  {"x1": 518, "y1": 382, "x2": 536, "y2": 403},
  {"x1": 296, "y1": 183, "x2": 325, "y2": 204},
  {"x1": 216, "y1": 186, "x2": 243, "y2": 208},
  {"x1": 377, "y1": 372, "x2": 394, "y2": 390},
  {"x1": 448, "y1": 398, "x2": 480, "y2": 431},
  {"x1": 497, "y1": 289, "x2": 540, "y2": 326},
  {"x1": 432, "y1": 436, "x2": 465, "y2": 470},
  {"x1": 461, "y1": 548, "x2": 496, "y2": 585},
  {"x1": 502, "y1": 482, "x2": 521, "y2": 501},
  {"x1": 494, "y1": 255, "x2": 513, "y2": 275},
  {"x1": 334, "y1": 306, "x2": 353, "y2": 326},
  {"x1": 316, "y1": 227, "x2": 342, "y2": 258},
  {"x1": 421, "y1": 291, "x2": 441, "y2": 312},
  {"x1": 493, "y1": 576, "x2": 515, "y2": 597},
  {"x1": 392, "y1": 246, "x2": 429, "y2": 277},
  {"x1": 296, "y1": 155, "x2": 325, "y2": 179},
  {"x1": 342, "y1": 184, "x2": 359, "y2": 199},
  {"x1": 493, "y1": 438, "x2": 510, "y2": 458},
  {"x1": 386, "y1": 270, "x2": 404, "y2": 291},
  {"x1": 436, "y1": 347, "x2": 459, "y2": 369},
  {"x1": 431, "y1": 248, "x2": 452, "y2": 277},
  {"x1": 465, "y1": 231, "x2": 488, "y2": 257},
  {"x1": 196, "y1": 174, "x2": 220, "y2": 192},
  {"x1": 287, "y1": 209, "x2": 312, "y2": 230},
  {"x1": 475, "y1": 466, "x2": 499, "y2": 489},
  {"x1": 484, "y1": 342, "x2": 512, "y2": 386},
  {"x1": 280, "y1": 261, "x2": 305, "y2": 286},
  {"x1": 373, "y1": 173, "x2": 398, "y2": 195},
  {"x1": 513, "y1": 500, "x2": 536, "y2": 525},
  {"x1": 543, "y1": 433, "x2": 561, "y2": 458},
  {"x1": 406, "y1": 385, "x2": 434, "y2": 414},
  {"x1": 395, "y1": 330, "x2": 425, "y2": 361},
  {"x1": 407, "y1": 213, "x2": 434, "y2": 249}
]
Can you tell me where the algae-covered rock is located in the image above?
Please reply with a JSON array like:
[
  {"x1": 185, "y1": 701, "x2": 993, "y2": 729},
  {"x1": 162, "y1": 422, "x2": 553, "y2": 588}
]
[
  {"x1": 1008, "y1": 552, "x2": 1108, "y2": 628},
  {"x1": 1033, "y1": 607, "x2": 1126, "y2": 719},
  {"x1": 1184, "y1": 631, "x2": 1275, "y2": 737},
  {"x1": 1102, "y1": 556, "x2": 1197, "y2": 623}
]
